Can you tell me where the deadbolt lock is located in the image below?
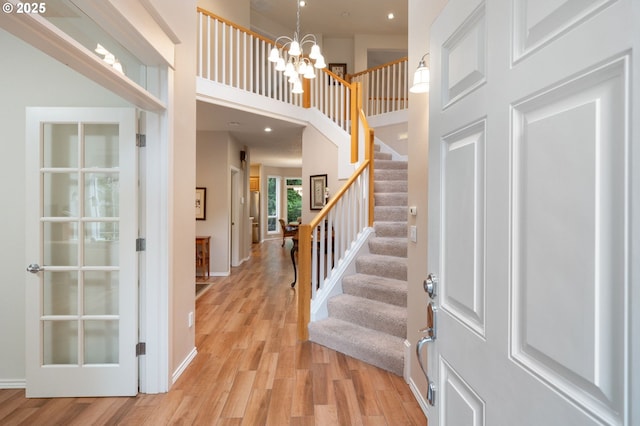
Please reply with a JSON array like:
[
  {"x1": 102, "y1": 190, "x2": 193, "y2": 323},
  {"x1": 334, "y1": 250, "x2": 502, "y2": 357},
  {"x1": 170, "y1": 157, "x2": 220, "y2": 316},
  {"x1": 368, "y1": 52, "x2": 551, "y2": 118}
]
[{"x1": 424, "y1": 273, "x2": 438, "y2": 299}]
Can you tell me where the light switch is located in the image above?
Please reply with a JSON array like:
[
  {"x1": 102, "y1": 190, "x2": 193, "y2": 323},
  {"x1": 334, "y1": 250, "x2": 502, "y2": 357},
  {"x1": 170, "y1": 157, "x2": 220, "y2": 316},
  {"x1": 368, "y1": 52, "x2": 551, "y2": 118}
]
[
  {"x1": 410, "y1": 225, "x2": 417, "y2": 242},
  {"x1": 409, "y1": 206, "x2": 417, "y2": 216}
]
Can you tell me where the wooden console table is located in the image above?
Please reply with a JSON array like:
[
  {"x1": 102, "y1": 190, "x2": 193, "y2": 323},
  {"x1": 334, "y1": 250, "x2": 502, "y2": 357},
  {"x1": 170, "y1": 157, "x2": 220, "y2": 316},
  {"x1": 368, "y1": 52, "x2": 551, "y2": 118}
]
[{"x1": 196, "y1": 236, "x2": 211, "y2": 278}]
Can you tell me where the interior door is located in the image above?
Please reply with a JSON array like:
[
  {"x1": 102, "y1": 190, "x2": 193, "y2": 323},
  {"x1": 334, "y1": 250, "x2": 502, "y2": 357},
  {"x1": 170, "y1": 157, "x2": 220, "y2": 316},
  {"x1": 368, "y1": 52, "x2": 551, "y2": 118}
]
[
  {"x1": 25, "y1": 107, "x2": 138, "y2": 397},
  {"x1": 426, "y1": 0, "x2": 637, "y2": 424}
]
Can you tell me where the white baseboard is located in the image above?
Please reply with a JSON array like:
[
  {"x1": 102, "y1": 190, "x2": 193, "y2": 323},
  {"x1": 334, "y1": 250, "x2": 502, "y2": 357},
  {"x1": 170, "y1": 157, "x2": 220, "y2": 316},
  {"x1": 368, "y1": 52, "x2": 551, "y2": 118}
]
[
  {"x1": 207, "y1": 271, "x2": 230, "y2": 277},
  {"x1": 404, "y1": 339, "x2": 431, "y2": 420},
  {"x1": 0, "y1": 379, "x2": 26, "y2": 389},
  {"x1": 409, "y1": 375, "x2": 430, "y2": 418},
  {"x1": 172, "y1": 347, "x2": 197, "y2": 385}
]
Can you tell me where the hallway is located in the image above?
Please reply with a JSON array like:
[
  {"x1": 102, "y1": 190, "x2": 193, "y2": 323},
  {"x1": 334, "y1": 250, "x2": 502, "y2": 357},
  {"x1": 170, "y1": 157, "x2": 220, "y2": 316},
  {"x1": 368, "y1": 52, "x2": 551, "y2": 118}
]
[{"x1": 0, "y1": 240, "x2": 426, "y2": 425}]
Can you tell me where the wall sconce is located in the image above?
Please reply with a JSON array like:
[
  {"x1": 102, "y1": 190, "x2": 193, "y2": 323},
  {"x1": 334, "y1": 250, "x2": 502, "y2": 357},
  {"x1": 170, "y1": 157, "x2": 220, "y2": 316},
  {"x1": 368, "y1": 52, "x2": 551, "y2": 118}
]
[{"x1": 409, "y1": 53, "x2": 430, "y2": 93}]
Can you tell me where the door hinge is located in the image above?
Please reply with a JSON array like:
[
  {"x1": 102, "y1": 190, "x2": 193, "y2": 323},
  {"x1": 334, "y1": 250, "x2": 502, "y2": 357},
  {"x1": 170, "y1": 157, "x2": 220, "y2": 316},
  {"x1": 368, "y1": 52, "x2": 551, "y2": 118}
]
[
  {"x1": 136, "y1": 342, "x2": 146, "y2": 356},
  {"x1": 136, "y1": 238, "x2": 146, "y2": 252},
  {"x1": 136, "y1": 133, "x2": 146, "y2": 147}
]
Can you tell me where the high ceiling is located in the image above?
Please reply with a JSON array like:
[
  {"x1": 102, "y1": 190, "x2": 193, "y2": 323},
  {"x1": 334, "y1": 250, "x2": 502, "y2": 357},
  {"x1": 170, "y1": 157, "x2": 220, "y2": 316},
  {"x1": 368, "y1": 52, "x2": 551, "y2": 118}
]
[
  {"x1": 196, "y1": 0, "x2": 410, "y2": 168},
  {"x1": 250, "y1": 0, "x2": 408, "y2": 38}
]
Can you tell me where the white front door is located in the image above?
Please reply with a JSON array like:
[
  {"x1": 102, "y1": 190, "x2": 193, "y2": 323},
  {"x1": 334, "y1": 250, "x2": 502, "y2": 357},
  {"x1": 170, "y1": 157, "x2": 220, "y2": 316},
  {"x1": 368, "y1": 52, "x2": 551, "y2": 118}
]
[
  {"x1": 425, "y1": 0, "x2": 637, "y2": 424},
  {"x1": 25, "y1": 107, "x2": 138, "y2": 397}
]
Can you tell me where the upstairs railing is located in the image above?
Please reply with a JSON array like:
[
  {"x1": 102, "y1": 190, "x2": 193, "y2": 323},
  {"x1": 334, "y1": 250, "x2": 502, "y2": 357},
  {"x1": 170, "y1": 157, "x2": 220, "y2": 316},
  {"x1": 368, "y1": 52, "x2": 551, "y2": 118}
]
[
  {"x1": 349, "y1": 57, "x2": 409, "y2": 117},
  {"x1": 197, "y1": 8, "x2": 351, "y2": 133},
  {"x1": 196, "y1": 8, "x2": 376, "y2": 340}
]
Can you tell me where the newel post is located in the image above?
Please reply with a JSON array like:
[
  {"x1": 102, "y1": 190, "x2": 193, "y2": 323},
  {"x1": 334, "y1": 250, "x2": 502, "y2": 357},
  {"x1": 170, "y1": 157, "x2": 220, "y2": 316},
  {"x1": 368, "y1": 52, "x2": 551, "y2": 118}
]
[{"x1": 297, "y1": 224, "x2": 311, "y2": 340}]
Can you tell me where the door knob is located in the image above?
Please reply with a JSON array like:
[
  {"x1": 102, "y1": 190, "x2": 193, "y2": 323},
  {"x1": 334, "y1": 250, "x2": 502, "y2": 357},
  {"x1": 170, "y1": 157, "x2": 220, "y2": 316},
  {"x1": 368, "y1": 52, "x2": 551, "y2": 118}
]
[
  {"x1": 26, "y1": 263, "x2": 44, "y2": 274},
  {"x1": 424, "y1": 273, "x2": 438, "y2": 299}
]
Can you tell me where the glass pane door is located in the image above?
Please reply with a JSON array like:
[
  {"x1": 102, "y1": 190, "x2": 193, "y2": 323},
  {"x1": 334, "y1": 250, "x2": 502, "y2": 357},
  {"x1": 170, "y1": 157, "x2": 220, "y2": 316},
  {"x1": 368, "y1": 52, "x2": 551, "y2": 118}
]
[{"x1": 26, "y1": 107, "x2": 137, "y2": 397}]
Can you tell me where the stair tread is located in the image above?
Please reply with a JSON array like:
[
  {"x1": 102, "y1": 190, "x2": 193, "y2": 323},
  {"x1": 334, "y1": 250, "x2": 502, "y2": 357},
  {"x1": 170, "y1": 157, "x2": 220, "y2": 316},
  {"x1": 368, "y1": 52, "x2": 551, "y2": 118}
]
[
  {"x1": 373, "y1": 222, "x2": 408, "y2": 238},
  {"x1": 308, "y1": 317, "x2": 405, "y2": 376},
  {"x1": 328, "y1": 294, "x2": 406, "y2": 338},
  {"x1": 374, "y1": 159, "x2": 408, "y2": 170},
  {"x1": 344, "y1": 272, "x2": 408, "y2": 288},
  {"x1": 358, "y1": 252, "x2": 408, "y2": 264},
  {"x1": 368, "y1": 237, "x2": 408, "y2": 258},
  {"x1": 331, "y1": 293, "x2": 406, "y2": 318},
  {"x1": 357, "y1": 253, "x2": 407, "y2": 280}
]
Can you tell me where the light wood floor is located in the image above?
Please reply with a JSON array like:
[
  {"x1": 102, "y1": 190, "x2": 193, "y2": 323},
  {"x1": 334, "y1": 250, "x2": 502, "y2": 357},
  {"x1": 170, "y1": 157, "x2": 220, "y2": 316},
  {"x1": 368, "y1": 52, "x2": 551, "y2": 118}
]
[{"x1": 0, "y1": 239, "x2": 427, "y2": 425}]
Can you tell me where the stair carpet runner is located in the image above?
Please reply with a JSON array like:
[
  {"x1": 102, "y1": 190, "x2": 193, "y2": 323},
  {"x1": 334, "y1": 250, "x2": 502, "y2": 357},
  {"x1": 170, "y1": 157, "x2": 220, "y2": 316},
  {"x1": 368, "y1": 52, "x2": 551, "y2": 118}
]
[{"x1": 308, "y1": 145, "x2": 408, "y2": 375}]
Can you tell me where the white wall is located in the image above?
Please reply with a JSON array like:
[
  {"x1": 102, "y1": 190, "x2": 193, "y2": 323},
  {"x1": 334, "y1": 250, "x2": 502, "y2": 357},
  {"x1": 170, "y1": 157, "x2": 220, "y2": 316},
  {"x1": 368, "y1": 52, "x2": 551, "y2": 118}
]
[
  {"x1": 196, "y1": 131, "x2": 251, "y2": 274},
  {"x1": 0, "y1": 29, "x2": 130, "y2": 385},
  {"x1": 301, "y1": 125, "x2": 340, "y2": 223},
  {"x1": 324, "y1": 37, "x2": 355, "y2": 76},
  {"x1": 199, "y1": 0, "x2": 250, "y2": 27},
  {"x1": 153, "y1": 0, "x2": 198, "y2": 387},
  {"x1": 374, "y1": 122, "x2": 409, "y2": 156},
  {"x1": 354, "y1": 34, "x2": 409, "y2": 72}
]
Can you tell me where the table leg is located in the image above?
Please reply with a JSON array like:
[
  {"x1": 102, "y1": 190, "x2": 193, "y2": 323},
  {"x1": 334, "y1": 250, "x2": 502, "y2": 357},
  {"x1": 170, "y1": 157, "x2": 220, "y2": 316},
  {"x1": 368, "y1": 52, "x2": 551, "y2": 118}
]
[{"x1": 290, "y1": 239, "x2": 298, "y2": 288}]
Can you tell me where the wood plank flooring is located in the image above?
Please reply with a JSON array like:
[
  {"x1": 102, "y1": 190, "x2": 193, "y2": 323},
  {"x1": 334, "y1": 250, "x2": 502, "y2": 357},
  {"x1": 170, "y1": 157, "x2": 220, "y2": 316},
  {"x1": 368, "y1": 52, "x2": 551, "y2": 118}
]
[{"x1": 0, "y1": 239, "x2": 427, "y2": 425}]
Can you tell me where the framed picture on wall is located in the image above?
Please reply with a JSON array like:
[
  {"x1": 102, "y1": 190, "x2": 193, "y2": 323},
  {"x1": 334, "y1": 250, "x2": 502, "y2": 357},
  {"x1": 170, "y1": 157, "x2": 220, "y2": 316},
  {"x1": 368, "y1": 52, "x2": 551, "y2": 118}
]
[
  {"x1": 196, "y1": 187, "x2": 206, "y2": 220},
  {"x1": 328, "y1": 63, "x2": 347, "y2": 83},
  {"x1": 310, "y1": 174, "x2": 327, "y2": 210}
]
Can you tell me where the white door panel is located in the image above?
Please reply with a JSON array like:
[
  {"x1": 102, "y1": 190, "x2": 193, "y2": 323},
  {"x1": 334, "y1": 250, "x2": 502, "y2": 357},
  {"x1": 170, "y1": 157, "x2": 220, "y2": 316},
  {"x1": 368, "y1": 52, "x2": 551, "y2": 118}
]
[
  {"x1": 25, "y1": 107, "x2": 138, "y2": 397},
  {"x1": 425, "y1": 0, "x2": 636, "y2": 424}
]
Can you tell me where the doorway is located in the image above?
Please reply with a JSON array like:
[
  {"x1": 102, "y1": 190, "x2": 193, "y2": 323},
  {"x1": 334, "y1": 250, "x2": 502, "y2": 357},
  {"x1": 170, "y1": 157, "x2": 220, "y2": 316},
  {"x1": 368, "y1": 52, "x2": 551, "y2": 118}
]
[{"x1": 230, "y1": 167, "x2": 241, "y2": 267}]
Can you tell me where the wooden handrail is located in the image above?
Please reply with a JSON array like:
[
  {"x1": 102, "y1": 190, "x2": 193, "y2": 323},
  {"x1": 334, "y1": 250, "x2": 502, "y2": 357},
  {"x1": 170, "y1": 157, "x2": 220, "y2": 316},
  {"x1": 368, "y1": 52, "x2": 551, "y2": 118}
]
[
  {"x1": 308, "y1": 159, "x2": 371, "y2": 230},
  {"x1": 348, "y1": 56, "x2": 409, "y2": 79},
  {"x1": 297, "y1": 109, "x2": 375, "y2": 340},
  {"x1": 324, "y1": 68, "x2": 351, "y2": 87},
  {"x1": 197, "y1": 7, "x2": 279, "y2": 47}
]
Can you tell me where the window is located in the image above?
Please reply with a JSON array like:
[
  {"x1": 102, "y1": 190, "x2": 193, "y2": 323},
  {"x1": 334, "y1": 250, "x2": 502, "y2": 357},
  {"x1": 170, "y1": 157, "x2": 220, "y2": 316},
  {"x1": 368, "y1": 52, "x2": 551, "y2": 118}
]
[
  {"x1": 267, "y1": 176, "x2": 280, "y2": 233},
  {"x1": 286, "y1": 178, "x2": 302, "y2": 223}
]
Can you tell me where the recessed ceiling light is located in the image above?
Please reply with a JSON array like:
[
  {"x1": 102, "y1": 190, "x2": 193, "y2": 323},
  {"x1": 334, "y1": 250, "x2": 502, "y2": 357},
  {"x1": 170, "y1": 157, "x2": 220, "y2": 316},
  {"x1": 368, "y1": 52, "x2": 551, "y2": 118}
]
[
  {"x1": 299, "y1": 0, "x2": 306, "y2": 6},
  {"x1": 341, "y1": 11, "x2": 350, "y2": 18},
  {"x1": 387, "y1": 12, "x2": 395, "y2": 20},
  {"x1": 264, "y1": 127, "x2": 272, "y2": 132}
]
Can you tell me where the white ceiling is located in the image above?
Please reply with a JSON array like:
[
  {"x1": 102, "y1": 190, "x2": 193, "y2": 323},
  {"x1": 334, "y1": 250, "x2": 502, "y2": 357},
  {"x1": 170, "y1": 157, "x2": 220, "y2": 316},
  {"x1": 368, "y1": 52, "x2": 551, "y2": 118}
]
[
  {"x1": 196, "y1": 0, "x2": 410, "y2": 168},
  {"x1": 196, "y1": 101, "x2": 305, "y2": 168},
  {"x1": 250, "y1": 0, "x2": 408, "y2": 38}
]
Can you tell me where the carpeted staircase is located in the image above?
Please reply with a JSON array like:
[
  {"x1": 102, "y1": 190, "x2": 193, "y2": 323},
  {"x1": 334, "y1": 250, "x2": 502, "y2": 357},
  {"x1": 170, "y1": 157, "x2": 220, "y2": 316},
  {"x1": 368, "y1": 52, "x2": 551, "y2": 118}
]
[{"x1": 308, "y1": 145, "x2": 408, "y2": 375}]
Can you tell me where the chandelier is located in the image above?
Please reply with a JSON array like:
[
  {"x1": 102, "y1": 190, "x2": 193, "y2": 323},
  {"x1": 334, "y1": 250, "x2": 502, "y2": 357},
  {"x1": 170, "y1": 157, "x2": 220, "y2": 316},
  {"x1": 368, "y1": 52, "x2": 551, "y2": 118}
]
[{"x1": 268, "y1": 0, "x2": 326, "y2": 94}]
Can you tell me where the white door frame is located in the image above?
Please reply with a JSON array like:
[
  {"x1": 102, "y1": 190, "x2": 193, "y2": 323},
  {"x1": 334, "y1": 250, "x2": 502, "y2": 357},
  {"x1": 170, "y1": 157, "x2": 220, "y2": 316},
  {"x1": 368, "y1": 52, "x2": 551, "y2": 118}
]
[
  {"x1": 136, "y1": 108, "x2": 170, "y2": 393},
  {"x1": 230, "y1": 166, "x2": 241, "y2": 267}
]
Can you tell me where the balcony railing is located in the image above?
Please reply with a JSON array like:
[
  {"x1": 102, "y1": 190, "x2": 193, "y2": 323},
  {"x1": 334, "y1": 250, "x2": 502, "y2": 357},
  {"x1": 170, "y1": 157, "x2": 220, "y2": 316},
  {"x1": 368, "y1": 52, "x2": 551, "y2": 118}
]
[
  {"x1": 349, "y1": 57, "x2": 409, "y2": 117},
  {"x1": 197, "y1": 8, "x2": 351, "y2": 133}
]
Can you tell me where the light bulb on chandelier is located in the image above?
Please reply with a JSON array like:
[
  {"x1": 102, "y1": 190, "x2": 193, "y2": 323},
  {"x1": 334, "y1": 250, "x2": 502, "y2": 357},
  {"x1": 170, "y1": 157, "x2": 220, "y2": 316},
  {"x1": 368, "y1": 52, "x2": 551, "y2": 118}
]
[{"x1": 268, "y1": 0, "x2": 326, "y2": 94}]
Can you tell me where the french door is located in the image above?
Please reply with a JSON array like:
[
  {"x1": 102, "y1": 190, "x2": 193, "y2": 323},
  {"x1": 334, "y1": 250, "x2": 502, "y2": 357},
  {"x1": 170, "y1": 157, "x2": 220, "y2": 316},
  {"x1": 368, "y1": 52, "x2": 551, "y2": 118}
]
[
  {"x1": 25, "y1": 107, "x2": 138, "y2": 397},
  {"x1": 424, "y1": 0, "x2": 637, "y2": 424}
]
